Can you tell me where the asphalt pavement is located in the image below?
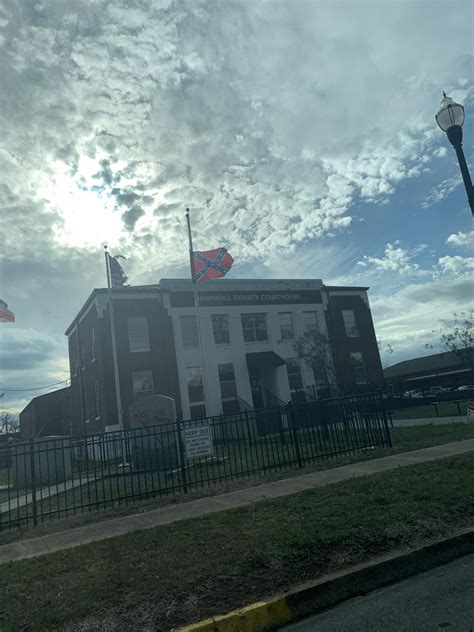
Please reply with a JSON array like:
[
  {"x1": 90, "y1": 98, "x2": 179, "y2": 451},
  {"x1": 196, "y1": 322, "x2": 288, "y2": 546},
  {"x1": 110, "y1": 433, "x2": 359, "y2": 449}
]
[{"x1": 281, "y1": 553, "x2": 474, "y2": 631}]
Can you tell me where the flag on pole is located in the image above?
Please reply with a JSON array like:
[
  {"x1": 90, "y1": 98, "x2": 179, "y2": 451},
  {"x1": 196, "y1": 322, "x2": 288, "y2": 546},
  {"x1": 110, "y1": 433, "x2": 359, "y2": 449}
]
[
  {"x1": 109, "y1": 255, "x2": 128, "y2": 288},
  {"x1": 192, "y1": 248, "x2": 234, "y2": 283},
  {"x1": 0, "y1": 299, "x2": 15, "y2": 323}
]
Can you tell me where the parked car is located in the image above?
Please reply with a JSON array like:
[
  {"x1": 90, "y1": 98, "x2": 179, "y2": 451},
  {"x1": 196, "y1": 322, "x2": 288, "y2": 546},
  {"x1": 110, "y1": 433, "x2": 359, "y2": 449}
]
[
  {"x1": 457, "y1": 385, "x2": 474, "y2": 391},
  {"x1": 403, "y1": 389, "x2": 423, "y2": 398}
]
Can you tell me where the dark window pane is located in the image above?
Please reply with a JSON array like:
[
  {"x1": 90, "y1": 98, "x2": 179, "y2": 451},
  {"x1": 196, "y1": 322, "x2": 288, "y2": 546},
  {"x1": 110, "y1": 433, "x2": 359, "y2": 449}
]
[
  {"x1": 181, "y1": 316, "x2": 199, "y2": 348},
  {"x1": 303, "y1": 311, "x2": 319, "y2": 334},
  {"x1": 190, "y1": 404, "x2": 207, "y2": 419},
  {"x1": 287, "y1": 358, "x2": 303, "y2": 390},
  {"x1": 222, "y1": 399, "x2": 240, "y2": 414},
  {"x1": 279, "y1": 313, "x2": 294, "y2": 339},
  {"x1": 350, "y1": 352, "x2": 367, "y2": 383},
  {"x1": 218, "y1": 363, "x2": 235, "y2": 382},
  {"x1": 128, "y1": 317, "x2": 150, "y2": 352},
  {"x1": 343, "y1": 310, "x2": 360, "y2": 337},
  {"x1": 241, "y1": 314, "x2": 268, "y2": 342},
  {"x1": 221, "y1": 382, "x2": 237, "y2": 398},
  {"x1": 212, "y1": 314, "x2": 230, "y2": 344},
  {"x1": 188, "y1": 385, "x2": 204, "y2": 403}
]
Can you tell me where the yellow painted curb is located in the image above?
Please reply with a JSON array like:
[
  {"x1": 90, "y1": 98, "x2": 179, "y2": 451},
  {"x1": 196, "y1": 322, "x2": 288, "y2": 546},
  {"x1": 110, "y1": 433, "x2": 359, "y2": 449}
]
[{"x1": 175, "y1": 596, "x2": 293, "y2": 632}]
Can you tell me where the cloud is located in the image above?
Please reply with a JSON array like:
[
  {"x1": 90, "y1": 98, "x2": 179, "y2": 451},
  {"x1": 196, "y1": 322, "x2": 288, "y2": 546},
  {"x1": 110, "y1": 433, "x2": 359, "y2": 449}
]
[
  {"x1": 370, "y1": 275, "x2": 474, "y2": 365},
  {"x1": 421, "y1": 174, "x2": 462, "y2": 208},
  {"x1": 446, "y1": 230, "x2": 474, "y2": 248},
  {"x1": 433, "y1": 147, "x2": 448, "y2": 158},
  {"x1": 437, "y1": 255, "x2": 474, "y2": 275},
  {"x1": 0, "y1": 329, "x2": 62, "y2": 371},
  {"x1": 357, "y1": 242, "x2": 430, "y2": 277}
]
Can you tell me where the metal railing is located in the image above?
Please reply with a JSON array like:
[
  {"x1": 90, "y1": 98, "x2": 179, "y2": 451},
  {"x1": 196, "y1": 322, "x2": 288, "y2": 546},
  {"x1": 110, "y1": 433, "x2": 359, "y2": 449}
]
[{"x1": 0, "y1": 392, "x2": 391, "y2": 531}]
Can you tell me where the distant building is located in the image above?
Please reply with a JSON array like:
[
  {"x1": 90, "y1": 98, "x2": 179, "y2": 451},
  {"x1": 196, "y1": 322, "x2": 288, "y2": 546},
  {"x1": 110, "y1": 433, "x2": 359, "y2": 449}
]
[
  {"x1": 383, "y1": 349, "x2": 474, "y2": 393},
  {"x1": 65, "y1": 278, "x2": 384, "y2": 434},
  {"x1": 19, "y1": 387, "x2": 72, "y2": 439}
]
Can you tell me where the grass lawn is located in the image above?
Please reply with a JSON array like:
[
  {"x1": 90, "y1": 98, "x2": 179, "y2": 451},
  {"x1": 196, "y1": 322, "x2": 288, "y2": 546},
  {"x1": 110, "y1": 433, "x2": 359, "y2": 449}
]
[
  {"x1": 391, "y1": 401, "x2": 468, "y2": 420},
  {"x1": 391, "y1": 422, "x2": 474, "y2": 451},
  {"x1": 1, "y1": 454, "x2": 473, "y2": 631}
]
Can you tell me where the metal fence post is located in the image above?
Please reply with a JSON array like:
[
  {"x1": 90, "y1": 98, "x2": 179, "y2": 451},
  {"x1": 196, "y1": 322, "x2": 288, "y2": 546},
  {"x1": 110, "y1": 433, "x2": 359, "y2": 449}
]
[
  {"x1": 378, "y1": 390, "x2": 392, "y2": 448},
  {"x1": 176, "y1": 419, "x2": 188, "y2": 494},
  {"x1": 244, "y1": 409, "x2": 252, "y2": 444},
  {"x1": 287, "y1": 402, "x2": 303, "y2": 468},
  {"x1": 29, "y1": 438, "x2": 38, "y2": 526}
]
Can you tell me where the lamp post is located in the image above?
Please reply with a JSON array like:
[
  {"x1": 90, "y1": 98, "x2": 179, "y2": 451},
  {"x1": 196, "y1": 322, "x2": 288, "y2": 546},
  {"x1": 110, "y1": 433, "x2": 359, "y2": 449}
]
[{"x1": 435, "y1": 92, "x2": 474, "y2": 216}]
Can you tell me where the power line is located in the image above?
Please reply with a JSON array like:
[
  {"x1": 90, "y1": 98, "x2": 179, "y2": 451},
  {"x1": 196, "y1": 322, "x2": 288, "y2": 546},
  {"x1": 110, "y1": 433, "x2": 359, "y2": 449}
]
[{"x1": 0, "y1": 379, "x2": 70, "y2": 392}]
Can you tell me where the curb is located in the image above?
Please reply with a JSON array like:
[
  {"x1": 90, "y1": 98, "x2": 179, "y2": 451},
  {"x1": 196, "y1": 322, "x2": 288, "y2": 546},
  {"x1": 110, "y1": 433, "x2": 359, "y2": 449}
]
[{"x1": 176, "y1": 527, "x2": 474, "y2": 631}]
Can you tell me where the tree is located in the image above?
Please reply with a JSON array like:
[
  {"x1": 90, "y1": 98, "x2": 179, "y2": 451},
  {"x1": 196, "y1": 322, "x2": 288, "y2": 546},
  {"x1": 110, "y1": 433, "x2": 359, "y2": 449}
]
[
  {"x1": 0, "y1": 412, "x2": 18, "y2": 435},
  {"x1": 293, "y1": 331, "x2": 338, "y2": 397},
  {"x1": 377, "y1": 339, "x2": 394, "y2": 369},
  {"x1": 425, "y1": 309, "x2": 474, "y2": 371}
]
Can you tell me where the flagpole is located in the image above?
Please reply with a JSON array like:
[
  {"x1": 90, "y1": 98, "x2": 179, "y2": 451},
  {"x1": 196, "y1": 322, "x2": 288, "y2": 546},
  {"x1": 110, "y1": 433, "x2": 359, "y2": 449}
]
[
  {"x1": 104, "y1": 246, "x2": 126, "y2": 445},
  {"x1": 185, "y1": 208, "x2": 209, "y2": 417}
]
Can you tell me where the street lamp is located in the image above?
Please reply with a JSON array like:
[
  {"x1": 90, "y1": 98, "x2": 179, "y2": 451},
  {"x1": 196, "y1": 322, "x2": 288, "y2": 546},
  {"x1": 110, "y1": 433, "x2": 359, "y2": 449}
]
[{"x1": 435, "y1": 92, "x2": 474, "y2": 215}]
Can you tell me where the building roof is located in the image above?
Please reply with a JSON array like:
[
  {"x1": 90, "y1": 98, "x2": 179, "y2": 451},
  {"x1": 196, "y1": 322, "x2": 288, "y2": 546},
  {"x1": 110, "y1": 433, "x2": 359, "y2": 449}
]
[
  {"x1": 383, "y1": 349, "x2": 473, "y2": 380},
  {"x1": 19, "y1": 387, "x2": 70, "y2": 416}
]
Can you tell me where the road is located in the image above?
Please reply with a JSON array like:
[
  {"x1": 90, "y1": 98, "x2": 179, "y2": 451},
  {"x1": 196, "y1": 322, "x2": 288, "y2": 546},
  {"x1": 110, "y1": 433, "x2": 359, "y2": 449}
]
[{"x1": 281, "y1": 553, "x2": 474, "y2": 631}]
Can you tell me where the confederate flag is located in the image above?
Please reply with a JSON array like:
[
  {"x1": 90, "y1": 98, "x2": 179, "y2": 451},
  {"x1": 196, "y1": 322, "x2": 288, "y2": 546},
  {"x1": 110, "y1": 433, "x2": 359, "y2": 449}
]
[{"x1": 192, "y1": 248, "x2": 234, "y2": 283}]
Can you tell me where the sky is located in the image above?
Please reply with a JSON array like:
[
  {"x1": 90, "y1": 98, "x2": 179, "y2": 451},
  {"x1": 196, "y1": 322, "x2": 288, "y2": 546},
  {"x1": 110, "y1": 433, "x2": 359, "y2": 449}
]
[{"x1": 0, "y1": 0, "x2": 473, "y2": 417}]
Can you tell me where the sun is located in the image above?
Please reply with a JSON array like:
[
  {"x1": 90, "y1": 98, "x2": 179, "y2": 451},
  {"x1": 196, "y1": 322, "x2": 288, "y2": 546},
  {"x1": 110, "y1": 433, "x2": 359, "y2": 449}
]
[{"x1": 40, "y1": 158, "x2": 124, "y2": 249}]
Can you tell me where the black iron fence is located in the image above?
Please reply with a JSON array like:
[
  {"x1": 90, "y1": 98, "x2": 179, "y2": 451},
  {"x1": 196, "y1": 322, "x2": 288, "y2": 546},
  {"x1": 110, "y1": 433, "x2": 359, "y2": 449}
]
[{"x1": 0, "y1": 392, "x2": 391, "y2": 531}]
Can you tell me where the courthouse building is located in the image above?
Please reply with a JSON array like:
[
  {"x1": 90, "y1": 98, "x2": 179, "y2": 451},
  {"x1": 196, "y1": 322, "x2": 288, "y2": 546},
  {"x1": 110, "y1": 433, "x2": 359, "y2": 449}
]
[{"x1": 65, "y1": 278, "x2": 383, "y2": 434}]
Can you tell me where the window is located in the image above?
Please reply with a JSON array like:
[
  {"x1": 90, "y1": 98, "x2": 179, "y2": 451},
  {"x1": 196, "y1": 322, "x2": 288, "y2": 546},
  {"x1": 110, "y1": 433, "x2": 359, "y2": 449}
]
[
  {"x1": 278, "y1": 312, "x2": 294, "y2": 340},
  {"x1": 94, "y1": 380, "x2": 100, "y2": 419},
  {"x1": 81, "y1": 341, "x2": 86, "y2": 369},
  {"x1": 128, "y1": 317, "x2": 150, "y2": 352},
  {"x1": 218, "y1": 363, "x2": 239, "y2": 413},
  {"x1": 132, "y1": 370, "x2": 154, "y2": 400},
  {"x1": 180, "y1": 315, "x2": 199, "y2": 348},
  {"x1": 241, "y1": 313, "x2": 268, "y2": 342},
  {"x1": 287, "y1": 358, "x2": 304, "y2": 403},
  {"x1": 286, "y1": 358, "x2": 303, "y2": 391},
  {"x1": 212, "y1": 314, "x2": 230, "y2": 344},
  {"x1": 186, "y1": 367, "x2": 206, "y2": 419},
  {"x1": 90, "y1": 328, "x2": 96, "y2": 361},
  {"x1": 303, "y1": 311, "x2": 319, "y2": 335},
  {"x1": 70, "y1": 343, "x2": 77, "y2": 377},
  {"x1": 342, "y1": 310, "x2": 359, "y2": 337},
  {"x1": 350, "y1": 352, "x2": 368, "y2": 383},
  {"x1": 81, "y1": 384, "x2": 88, "y2": 423}
]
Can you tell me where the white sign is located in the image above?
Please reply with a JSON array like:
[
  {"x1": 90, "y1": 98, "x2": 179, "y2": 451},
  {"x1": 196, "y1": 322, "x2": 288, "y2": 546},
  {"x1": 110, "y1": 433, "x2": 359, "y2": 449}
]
[
  {"x1": 184, "y1": 424, "x2": 213, "y2": 459},
  {"x1": 467, "y1": 401, "x2": 474, "y2": 418}
]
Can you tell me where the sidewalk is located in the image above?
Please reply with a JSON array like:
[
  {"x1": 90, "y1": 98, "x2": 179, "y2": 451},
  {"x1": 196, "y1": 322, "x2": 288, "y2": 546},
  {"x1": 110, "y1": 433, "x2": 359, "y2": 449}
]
[{"x1": 1, "y1": 438, "x2": 473, "y2": 566}]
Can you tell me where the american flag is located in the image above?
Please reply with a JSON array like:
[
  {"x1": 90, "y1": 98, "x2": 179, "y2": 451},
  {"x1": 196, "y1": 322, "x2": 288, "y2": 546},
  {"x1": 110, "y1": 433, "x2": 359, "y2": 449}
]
[
  {"x1": 109, "y1": 255, "x2": 128, "y2": 288},
  {"x1": 0, "y1": 299, "x2": 15, "y2": 323}
]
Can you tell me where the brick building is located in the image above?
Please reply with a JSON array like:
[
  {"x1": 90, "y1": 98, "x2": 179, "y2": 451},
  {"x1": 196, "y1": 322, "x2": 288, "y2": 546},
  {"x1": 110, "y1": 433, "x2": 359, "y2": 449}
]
[
  {"x1": 19, "y1": 387, "x2": 72, "y2": 439},
  {"x1": 65, "y1": 279, "x2": 383, "y2": 434}
]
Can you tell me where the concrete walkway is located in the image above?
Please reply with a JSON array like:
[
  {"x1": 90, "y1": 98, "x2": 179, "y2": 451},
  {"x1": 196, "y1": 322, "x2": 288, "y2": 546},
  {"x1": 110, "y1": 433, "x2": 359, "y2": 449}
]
[
  {"x1": 1, "y1": 438, "x2": 473, "y2": 566},
  {"x1": 0, "y1": 476, "x2": 99, "y2": 514}
]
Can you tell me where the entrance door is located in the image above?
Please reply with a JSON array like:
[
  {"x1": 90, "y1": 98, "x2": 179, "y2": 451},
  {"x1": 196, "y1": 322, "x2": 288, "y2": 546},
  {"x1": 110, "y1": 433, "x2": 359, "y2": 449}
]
[
  {"x1": 250, "y1": 369, "x2": 284, "y2": 436},
  {"x1": 250, "y1": 372, "x2": 265, "y2": 409}
]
